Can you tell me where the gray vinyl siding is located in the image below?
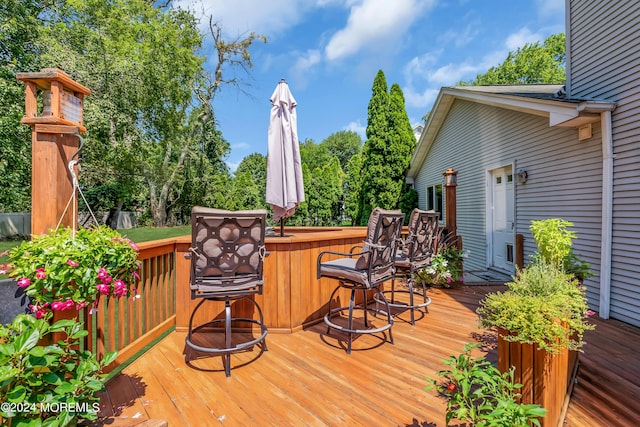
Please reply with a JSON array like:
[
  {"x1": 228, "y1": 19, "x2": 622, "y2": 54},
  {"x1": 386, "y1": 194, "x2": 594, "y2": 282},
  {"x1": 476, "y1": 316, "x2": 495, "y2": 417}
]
[
  {"x1": 414, "y1": 99, "x2": 603, "y2": 308},
  {"x1": 568, "y1": 0, "x2": 640, "y2": 326}
]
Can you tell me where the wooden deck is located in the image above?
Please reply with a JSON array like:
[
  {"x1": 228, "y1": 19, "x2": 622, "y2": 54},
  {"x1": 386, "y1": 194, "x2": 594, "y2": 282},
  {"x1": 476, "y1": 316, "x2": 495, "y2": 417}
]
[{"x1": 95, "y1": 285, "x2": 640, "y2": 427}]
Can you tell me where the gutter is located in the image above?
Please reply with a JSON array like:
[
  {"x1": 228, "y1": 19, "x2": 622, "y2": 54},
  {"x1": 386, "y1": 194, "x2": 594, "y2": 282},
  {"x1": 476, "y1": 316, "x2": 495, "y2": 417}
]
[{"x1": 599, "y1": 110, "x2": 614, "y2": 319}]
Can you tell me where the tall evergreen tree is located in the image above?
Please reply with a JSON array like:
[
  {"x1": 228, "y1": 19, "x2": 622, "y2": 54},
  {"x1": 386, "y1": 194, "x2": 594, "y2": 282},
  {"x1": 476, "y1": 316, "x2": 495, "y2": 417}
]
[
  {"x1": 357, "y1": 71, "x2": 416, "y2": 224},
  {"x1": 359, "y1": 70, "x2": 390, "y2": 224}
]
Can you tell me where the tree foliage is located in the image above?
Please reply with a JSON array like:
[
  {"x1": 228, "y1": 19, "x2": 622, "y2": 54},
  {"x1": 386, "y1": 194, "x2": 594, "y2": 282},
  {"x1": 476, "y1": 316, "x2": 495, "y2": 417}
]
[
  {"x1": 7, "y1": 0, "x2": 266, "y2": 226},
  {"x1": 343, "y1": 153, "x2": 363, "y2": 225},
  {"x1": 292, "y1": 140, "x2": 344, "y2": 226},
  {"x1": 463, "y1": 33, "x2": 565, "y2": 85},
  {"x1": 357, "y1": 70, "x2": 416, "y2": 225},
  {"x1": 230, "y1": 153, "x2": 267, "y2": 211},
  {"x1": 321, "y1": 130, "x2": 362, "y2": 171},
  {"x1": 0, "y1": 0, "x2": 41, "y2": 212}
]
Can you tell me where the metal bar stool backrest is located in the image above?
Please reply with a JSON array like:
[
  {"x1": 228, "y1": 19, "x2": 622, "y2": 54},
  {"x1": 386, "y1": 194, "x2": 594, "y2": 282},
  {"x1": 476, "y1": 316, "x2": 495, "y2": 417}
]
[
  {"x1": 185, "y1": 206, "x2": 269, "y2": 376},
  {"x1": 359, "y1": 208, "x2": 406, "y2": 287},
  {"x1": 402, "y1": 208, "x2": 440, "y2": 267},
  {"x1": 189, "y1": 207, "x2": 267, "y2": 298}
]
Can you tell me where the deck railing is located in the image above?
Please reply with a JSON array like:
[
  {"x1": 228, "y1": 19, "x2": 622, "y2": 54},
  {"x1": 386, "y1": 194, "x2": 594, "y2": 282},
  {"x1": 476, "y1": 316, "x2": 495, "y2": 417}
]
[{"x1": 81, "y1": 237, "x2": 181, "y2": 372}]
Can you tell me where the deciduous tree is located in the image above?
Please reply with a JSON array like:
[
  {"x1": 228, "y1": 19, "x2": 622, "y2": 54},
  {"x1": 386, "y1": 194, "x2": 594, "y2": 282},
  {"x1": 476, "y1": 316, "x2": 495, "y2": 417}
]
[
  {"x1": 0, "y1": 0, "x2": 41, "y2": 212},
  {"x1": 463, "y1": 33, "x2": 565, "y2": 85}
]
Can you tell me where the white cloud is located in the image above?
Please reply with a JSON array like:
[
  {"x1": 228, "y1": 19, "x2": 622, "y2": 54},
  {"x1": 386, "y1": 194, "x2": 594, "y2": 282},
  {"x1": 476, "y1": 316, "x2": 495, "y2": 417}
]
[
  {"x1": 403, "y1": 52, "x2": 441, "y2": 85},
  {"x1": 172, "y1": 0, "x2": 313, "y2": 36},
  {"x1": 505, "y1": 27, "x2": 546, "y2": 50},
  {"x1": 535, "y1": 0, "x2": 564, "y2": 18},
  {"x1": 325, "y1": 0, "x2": 435, "y2": 61},
  {"x1": 345, "y1": 121, "x2": 366, "y2": 139},
  {"x1": 290, "y1": 49, "x2": 323, "y2": 88},
  {"x1": 438, "y1": 21, "x2": 480, "y2": 48},
  {"x1": 226, "y1": 160, "x2": 240, "y2": 173},
  {"x1": 403, "y1": 87, "x2": 440, "y2": 110},
  {"x1": 231, "y1": 142, "x2": 251, "y2": 151}
]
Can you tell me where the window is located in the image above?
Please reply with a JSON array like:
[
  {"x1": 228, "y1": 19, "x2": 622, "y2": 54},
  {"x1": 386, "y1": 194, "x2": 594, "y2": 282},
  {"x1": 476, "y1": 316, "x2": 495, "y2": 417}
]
[{"x1": 426, "y1": 183, "x2": 443, "y2": 220}]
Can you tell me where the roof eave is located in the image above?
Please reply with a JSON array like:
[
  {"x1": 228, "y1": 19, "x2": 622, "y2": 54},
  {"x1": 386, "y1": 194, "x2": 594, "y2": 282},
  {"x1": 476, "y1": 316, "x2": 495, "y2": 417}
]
[{"x1": 407, "y1": 86, "x2": 617, "y2": 178}]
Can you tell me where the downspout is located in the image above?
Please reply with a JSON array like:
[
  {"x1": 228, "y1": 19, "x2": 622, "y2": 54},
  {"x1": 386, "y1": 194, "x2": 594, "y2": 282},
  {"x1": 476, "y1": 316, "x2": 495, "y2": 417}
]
[{"x1": 599, "y1": 111, "x2": 613, "y2": 319}]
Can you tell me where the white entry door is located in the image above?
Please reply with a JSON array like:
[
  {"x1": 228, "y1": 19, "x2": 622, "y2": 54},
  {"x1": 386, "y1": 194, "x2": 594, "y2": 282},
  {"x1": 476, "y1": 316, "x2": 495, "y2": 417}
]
[{"x1": 490, "y1": 166, "x2": 514, "y2": 272}]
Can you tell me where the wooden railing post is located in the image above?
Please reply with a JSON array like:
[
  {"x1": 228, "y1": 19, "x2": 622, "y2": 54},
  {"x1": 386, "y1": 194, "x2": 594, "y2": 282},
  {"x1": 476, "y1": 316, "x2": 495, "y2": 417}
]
[{"x1": 175, "y1": 240, "x2": 192, "y2": 330}]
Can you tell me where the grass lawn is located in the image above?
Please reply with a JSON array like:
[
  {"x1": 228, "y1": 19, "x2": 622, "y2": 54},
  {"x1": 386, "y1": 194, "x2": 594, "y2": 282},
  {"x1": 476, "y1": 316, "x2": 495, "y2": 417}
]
[{"x1": 0, "y1": 225, "x2": 191, "y2": 280}]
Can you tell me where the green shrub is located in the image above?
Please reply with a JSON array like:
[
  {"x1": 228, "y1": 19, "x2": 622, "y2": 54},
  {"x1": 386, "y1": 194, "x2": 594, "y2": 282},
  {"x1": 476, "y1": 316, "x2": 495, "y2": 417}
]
[
  {"x1": 0, "y1": 314, "x2": 116, "y2": 426},
  {"x1": 477, "y1": 261, "x2": 594, "y2": 353},
  {"x1": 426, "y1": 343, "x2": 547, "y2": 426},
  {"x1": 530, "y1": 218, "x2": 593, "y2": 281}
]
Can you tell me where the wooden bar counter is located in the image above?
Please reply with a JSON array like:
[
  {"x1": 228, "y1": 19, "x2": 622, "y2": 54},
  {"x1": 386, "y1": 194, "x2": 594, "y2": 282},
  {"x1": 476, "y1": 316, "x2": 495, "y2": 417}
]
[{"x1": 175, "y1": 227, "x2": 368, "y2": 333}]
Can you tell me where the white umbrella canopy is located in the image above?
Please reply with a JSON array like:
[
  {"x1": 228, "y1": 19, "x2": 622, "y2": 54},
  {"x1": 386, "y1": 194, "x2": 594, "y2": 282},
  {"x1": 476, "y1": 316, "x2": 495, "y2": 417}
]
[{"x1": 266, "y1": 79, "x2": 305, "y2": 235}]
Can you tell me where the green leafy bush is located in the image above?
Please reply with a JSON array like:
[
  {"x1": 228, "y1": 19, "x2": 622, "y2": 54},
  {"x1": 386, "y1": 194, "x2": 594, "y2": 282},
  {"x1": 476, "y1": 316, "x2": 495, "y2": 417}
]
[
  {"x1": 5, "y1": 226, "x2": 140, "y2": 317},
  {"x1": 477, "y1": 261, "x2": 594, "y2": 353},
  {"x1": 0, "y1": 314, "x2": 116, "y2": 426},
  {"x1": 530, "y1": 218, "x2": 593, "y2": 281},
  {"x1": 426, "y1": 343, "x2": 547, "y2": 426}
]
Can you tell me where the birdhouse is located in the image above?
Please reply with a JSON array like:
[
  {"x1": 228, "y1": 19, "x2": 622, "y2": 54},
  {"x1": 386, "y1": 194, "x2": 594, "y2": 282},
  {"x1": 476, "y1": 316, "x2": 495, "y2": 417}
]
[{"x1": 16, "y1": 68, "x2": 91, "y2": 132}]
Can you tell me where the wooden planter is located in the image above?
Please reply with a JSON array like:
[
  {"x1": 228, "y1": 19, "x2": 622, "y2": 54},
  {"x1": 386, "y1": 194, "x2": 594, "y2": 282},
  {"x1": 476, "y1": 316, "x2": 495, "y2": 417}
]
[{"x1": 498, "y1": 328, "x2": 579, "y2": 427}]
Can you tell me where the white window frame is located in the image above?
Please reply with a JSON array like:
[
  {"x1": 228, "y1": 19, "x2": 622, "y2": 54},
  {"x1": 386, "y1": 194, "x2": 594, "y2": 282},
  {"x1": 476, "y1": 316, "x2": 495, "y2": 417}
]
[{"x1": 426, "y1": 183, "x2": 443, "y2": 221}]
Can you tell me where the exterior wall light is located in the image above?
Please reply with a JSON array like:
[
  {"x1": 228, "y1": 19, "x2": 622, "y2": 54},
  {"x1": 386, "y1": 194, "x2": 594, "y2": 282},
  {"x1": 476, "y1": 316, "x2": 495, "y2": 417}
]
[
  {"x1": 516, "y1": 169, "x2": 528, "y2": 184},
  {"x1": 443, "y1": 168, "x2": 458, "y2": 186}
]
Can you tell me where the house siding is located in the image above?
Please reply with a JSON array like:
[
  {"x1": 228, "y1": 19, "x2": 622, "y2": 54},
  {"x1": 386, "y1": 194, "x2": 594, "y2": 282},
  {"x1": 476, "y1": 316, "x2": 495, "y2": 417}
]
[
  {"x1": 414, "y1": 99, "x2": 603, "y2": 308},
  {"x1": 569, "y1": 0, "x2": 640, "y2": 326}
]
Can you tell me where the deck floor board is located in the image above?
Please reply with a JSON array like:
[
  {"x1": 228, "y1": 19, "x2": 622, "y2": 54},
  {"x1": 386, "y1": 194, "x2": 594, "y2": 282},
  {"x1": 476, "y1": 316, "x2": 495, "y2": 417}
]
[{"x1": 94, "y1": 285, "x2": 640, "y2": 427}]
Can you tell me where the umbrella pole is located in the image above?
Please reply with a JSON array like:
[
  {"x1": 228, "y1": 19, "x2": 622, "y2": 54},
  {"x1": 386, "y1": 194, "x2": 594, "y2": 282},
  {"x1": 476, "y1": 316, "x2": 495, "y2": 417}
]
[{"x1": 280, "y1": 218, "x2": 284, "y2": 237}]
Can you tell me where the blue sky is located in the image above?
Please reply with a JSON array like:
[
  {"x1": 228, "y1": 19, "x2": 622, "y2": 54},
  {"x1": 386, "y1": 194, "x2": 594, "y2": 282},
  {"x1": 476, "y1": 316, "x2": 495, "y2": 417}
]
[{"x1": 173, "y1": 0, "x2": 565, "y2": 172}]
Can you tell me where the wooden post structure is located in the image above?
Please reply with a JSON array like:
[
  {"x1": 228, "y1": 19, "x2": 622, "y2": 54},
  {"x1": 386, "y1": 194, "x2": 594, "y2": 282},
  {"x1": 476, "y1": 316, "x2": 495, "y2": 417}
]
[
  {"x1": 16, "y1": 68, "x2": 91, "y2": 236},
  {"x1": 443, "y1": 168, "x2": 458, "y2": 236}
]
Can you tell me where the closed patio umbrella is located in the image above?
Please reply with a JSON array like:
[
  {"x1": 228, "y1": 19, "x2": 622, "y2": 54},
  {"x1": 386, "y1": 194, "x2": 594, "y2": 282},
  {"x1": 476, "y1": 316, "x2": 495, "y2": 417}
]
[{"x1": 266, "y1": 79, "x2": 305, "y2": 236}]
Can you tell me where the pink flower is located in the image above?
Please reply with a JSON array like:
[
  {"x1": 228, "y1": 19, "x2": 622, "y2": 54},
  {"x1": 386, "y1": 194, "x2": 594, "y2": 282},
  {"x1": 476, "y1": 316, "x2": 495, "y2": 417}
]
[
  {"x1": 132, "y1": 271, "x2": 141, "y2": 280},
  {"x1": 586, "y1": 310, "x2": 596, "y2": 317},
  {"x1": 75, "y1": 301, "x2": 88, "y2": 310},
  {"x1": 66, "y1": 259, "x2": 79, "y2": 267},
  {"x1": 17, "y1": 277, "x2": 31, "y2": 288},
  {"x1": 97, "y1": 268, "x2": 112, "y2": 284},
  {"x1": 89, "y1": 300, "x2": 99, "y2": 315},
  {"x1": 30, "y1": 303, "x2": 48, "y2": 319},
  {"x1": 96, "y1": 283, "x2": 111, "y2": 296},
  {"x1": 35, "y1": 268, "x2": 46, "y2": 280},
  {"x1": 0, "y1": 263, "x2": 8, "y2": 275},
  {"x1": 51, "y1": 299, "x2": 74, "y2": 311},
  {"x1": 129, "y1": 242, "x2": 139, "y2": 251},
  {"x1": 96, "y1": 283, "x2": 111, "y2": 295},
  {"x1": 113, "y1": 279, "x2": 128, "y2": 297}
]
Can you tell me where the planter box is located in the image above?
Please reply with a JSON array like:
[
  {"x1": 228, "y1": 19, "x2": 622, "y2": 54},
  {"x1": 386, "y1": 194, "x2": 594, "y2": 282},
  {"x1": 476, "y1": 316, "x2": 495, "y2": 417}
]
[{"x1": 498, "y1": 328, "x2": 579, "y2": 427}]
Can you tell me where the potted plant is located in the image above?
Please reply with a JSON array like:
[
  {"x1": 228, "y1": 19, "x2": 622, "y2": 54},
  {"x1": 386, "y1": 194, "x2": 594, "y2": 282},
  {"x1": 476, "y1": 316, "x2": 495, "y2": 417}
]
[
  {"x1": 477, "y1": 261, "x2": 593, "y2": 354},
  {"x1": 415, "y1": 246, "x2": 466, "y2": 288},
  {"x1": 426, "y1": 343, "x2": 547, "y2": 426},
  {"x1": 529, "y1": 218, "x2": 594, "y2": 282},
  {"x1": 0, "y1": 313, "x2": 116, "y2": 426},
  {"x1": 4, "y1": 225, "x2": 140, "y2": 318},
  {"x1": 476, "y1": 218, "x2": 595, "y2": 427}
]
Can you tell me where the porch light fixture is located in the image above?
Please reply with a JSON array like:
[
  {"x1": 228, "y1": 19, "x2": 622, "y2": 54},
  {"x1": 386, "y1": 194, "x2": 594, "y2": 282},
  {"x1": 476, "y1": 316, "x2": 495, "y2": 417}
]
[
  {"x1": 516, "y1": 169, "x2": 528, "y2": 184},
  {"x1": 443, "y1": 168, "x2": 457, "y2": 186}
]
